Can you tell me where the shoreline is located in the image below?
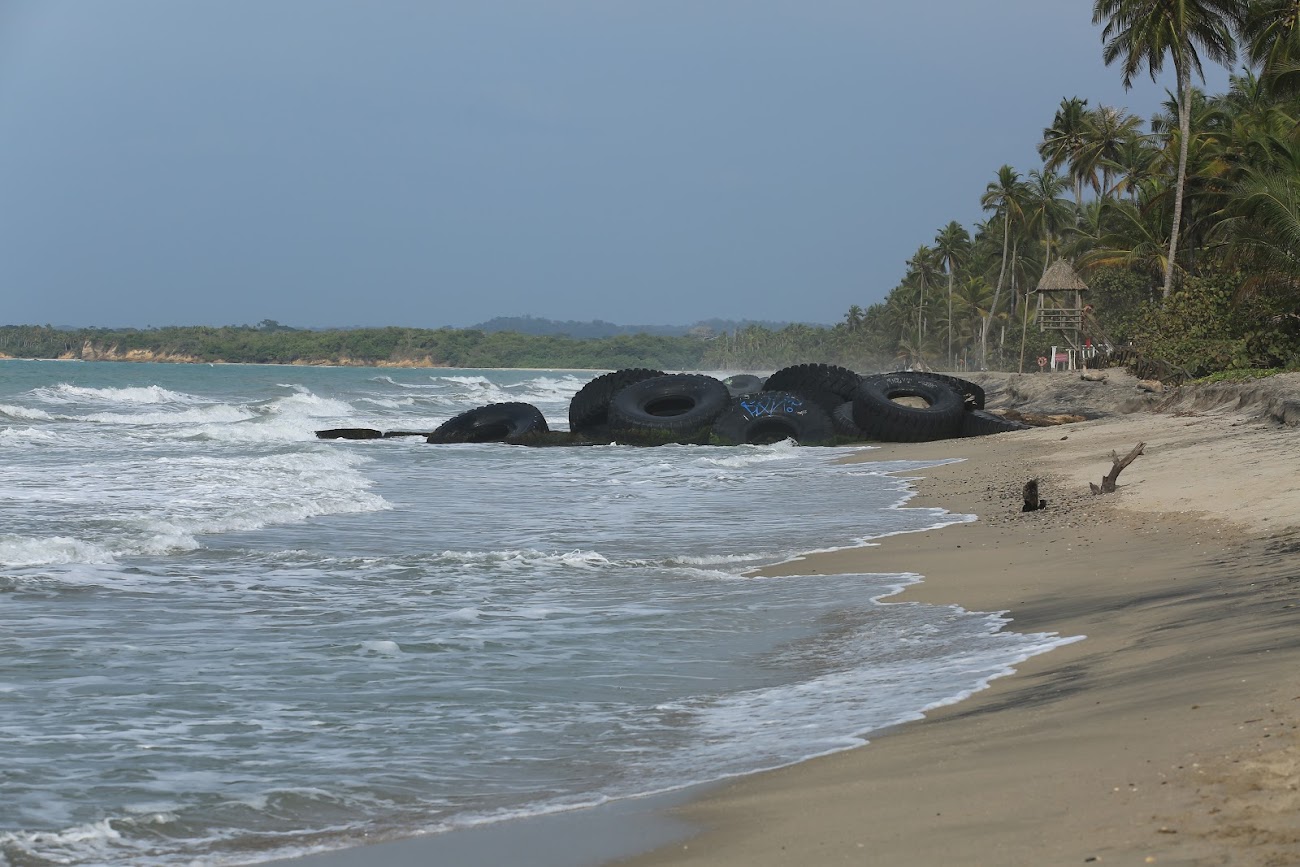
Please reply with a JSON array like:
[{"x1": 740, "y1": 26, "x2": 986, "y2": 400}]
[
  {"x1": 621, "y1": 407, "x2": 1300, "y2": 866},
  {"x1": 245, "y1": 372, "x2": 1300, "y2": 866}
]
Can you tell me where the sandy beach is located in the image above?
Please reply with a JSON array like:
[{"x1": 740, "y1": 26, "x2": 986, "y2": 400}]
[
  {"x1": 265, "y1": 370, "x2": 1300, "y2": 867},
  {"x1": 622, "y1": 371, "x2": 1300, "y2": 867}
]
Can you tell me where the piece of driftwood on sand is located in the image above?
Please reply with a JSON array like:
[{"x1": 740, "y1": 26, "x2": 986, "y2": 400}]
[{"x1": 1090, "y1": 441, "x2": 1145, "y2": 494}]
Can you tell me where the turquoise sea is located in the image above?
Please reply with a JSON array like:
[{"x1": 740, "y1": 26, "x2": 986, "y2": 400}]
[{"x1": 0, "y1": 361, "x2": 1072, "y2": 866}]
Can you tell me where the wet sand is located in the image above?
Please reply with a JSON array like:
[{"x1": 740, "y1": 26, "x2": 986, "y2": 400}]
[
  {"x1": 270, "y1": 372, "x2": 1300, "y2": 867},
  {"x1": 622, "y1": 403, "x2": 1300, "y2": 867}
]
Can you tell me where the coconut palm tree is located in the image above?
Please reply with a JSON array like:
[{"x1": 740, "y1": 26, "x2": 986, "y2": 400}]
[
  {"x1": 1218, "y1": 168, "x2": 1300, "y2": 279},
  {"x1": 1240, "y1": 0, "x2": 1300, "y2": 94},
  {"x1": 1024, "y1": 169, "x2": 1073, "y2": 276},
  {"x1": 951, "y1": 275, "x2": 995, "y2": 370},
  {"x1": 933, "y1": 221, "x2": 971, "y2": 369},
  {"x1": 1076, "y1": 193, "x2": 1173, "y2": 290},
  {"x1": 904, "y1": 246, "x2": 944, "y2": 358},
  {"x1": 843, "y1": 305, "x2": 865, "y2": 332},
  {"x1": 1092, "y1": 0, "x2": 1242, "y2": 298},
  {"x1": 979, "y1": 165, "x2": 1027, "y2": 367},
  {"x1": 1076, "y1": 105, "x2": 1145, "y2": 198},
  {"x1": 1039, "y1": 97, "x2": 1092, "y2": 204},
  {"x1": 1111, "y1": 134, "x2": 1162, "y2": 199}
]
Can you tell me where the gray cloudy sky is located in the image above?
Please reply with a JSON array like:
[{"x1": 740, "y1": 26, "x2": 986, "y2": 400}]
[{"x1": 0, "y1": 1, "x2": 1231, "y2": 329}]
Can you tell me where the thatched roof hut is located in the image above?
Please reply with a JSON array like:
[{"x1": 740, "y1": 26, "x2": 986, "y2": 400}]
[
  {"x1": 1033, "y1": 260, "x2": 1088, "y2": 343},
  {"x1": 1034, "y1": 259, "x2": 1089, "y2": 294}
]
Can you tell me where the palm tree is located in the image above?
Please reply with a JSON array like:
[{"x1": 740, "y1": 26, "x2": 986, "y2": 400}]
[
  {"x1": 1039, "y1": 97, "x2": 1092, "y2": 204},
  {"x1": 1216, "y1": 142, "x2": 1300, "y2": 286},
  {"x1": 1076, "y1": 105, "x2": 1145, "y2": 198},
  {"x1": 904, "y1": 246, "x2": 943, "y2": 359},
  {"x1": 1092, "y1": 0, "x2": 1242, "y2": 298},
  {"x1": 1076, "y1": 194, "x2": 1173, "y2": 288},
  {"x1": 843, "y1": 305, "x2": 865, "y2": 332},
  {"x1": 980, "y1": 165, "x2": 1026, "y2": 367},
  {"x1": 1024, "y1": 169, "x2": 1072, "y2": 276},
  {"x1": 1240, "y1": 0, "x2": 1300, "y2": 94},
  {"x1": 933, "y1": 221, "x2": 971, "y2": 369},
  {"x1": 951, "y1": 276, "x2": 994, "y2": 370},
  {"x1": 1111, "y1": 134, "x2": 1162, "y2": 199}
]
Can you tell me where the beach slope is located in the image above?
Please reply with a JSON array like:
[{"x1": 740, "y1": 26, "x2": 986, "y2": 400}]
[{"x1": 624, "y1": 372, "x2": 1300, "y2": 867}]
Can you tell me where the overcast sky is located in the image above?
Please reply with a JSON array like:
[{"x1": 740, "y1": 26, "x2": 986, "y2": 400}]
[{"x1": 0, "y1": 1, "x2": 1233, "y2": 329}]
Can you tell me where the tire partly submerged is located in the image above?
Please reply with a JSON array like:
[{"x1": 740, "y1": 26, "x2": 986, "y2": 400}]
[
  {"x1": 711, "y1": 391, "x2": 834, "y2": 446},
  {"x1": 568, "y1": 368, "x2": 665, "y2": 435},
  {"x1": 608, "y1": 374, "x2": 730, "y2": 445},
  {"x1": 428, "y1": 402, "x2": 550, "y2": 444}
]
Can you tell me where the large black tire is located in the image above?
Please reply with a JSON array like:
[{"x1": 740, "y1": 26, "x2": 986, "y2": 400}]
[
  {"x1": 568, "y1": 368, "x2": 665, "y2": 434},
  {"x1": 919, "y1": 373, "x2": 985, "y2": 409},
  {"x1": 852, "y1": 373, "x2": 966, "y2": 442},
  {"x1": 721, "y1": 374, "x2": 765, "y2": 397},
  {"x1": 711, "y1": 391, "x2": 835, "y2": 446},
  {"x1": 428, "y1": 402, "x2": 550, "y2": 444},
  {"x1": 959, "y1": 409, "x2": 1031, "y2": 437},
  {"x1": 608, "y1": 374, "x2": 730, "y2": 445},
  {"x1": 762, "y1": 364, "x2": 862, "y2": 414},
  {"x1": 832, "y1": 402, "x2": 867, "y2": 440}
]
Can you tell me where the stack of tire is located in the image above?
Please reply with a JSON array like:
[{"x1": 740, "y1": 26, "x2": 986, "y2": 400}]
[{"x1": 359, "y1": 365, "x2": 1028, "y2": 447}]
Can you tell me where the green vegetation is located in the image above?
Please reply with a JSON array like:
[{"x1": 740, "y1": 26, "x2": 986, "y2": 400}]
[
  {"x1": 0, "y1": 320, "x2": 892, "y2": 371},
  {"x1": 0, "y1": 323, "x2": 718, "y2": 370},
  {"x1": 845, "y1": 0, "x2": 1300, "y2": 378},
  {"x1": 5, "y1": 3, "x2": 1300, "y2": 377}
]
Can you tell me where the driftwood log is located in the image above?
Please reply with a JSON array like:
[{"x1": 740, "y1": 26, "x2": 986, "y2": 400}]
[{"x1": 1090, "y1": 442, "x2": 1145, "y2": 494}]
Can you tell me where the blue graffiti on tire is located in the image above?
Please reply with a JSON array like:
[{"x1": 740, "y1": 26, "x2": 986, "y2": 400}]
[{"x1": 740, "y1": 394, "x2": 805, "y2": 419}]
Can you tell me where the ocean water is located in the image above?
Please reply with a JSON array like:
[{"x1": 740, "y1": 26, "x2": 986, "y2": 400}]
[{"x1": 0, "y1": 361, "x2": 1074, "y2": 866}]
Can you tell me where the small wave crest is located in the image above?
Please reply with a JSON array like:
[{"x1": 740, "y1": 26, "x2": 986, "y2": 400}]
[
  {"x1": 27, "y1": 383, "x2": 202, "y2": 405},
  {"x1": 0, "y1": 403, "x2": 55, "y2": 421},
  {"x1": 81, "y1": 405, "x2": 256, "y2": 426},
  {"x1": 433, "y1": 548, "x2": 614, "y2": 570},
  {"x1": 0, "y1": 427, "x2": 60, "y2": 446},
  {"x1": 0, "y1": 535, "x2": 117, "y2": 567}
]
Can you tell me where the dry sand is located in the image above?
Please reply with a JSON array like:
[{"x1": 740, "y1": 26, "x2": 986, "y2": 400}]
[{"x1": 621, "y1": 371, "x2": 1300, "y2": 867}]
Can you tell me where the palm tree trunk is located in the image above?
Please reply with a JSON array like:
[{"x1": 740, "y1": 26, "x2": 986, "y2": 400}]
[
  {"x1": 982, "y1": 211, "x2": 1010, "y2": 368},
  {"x1": 946, "y1": 268, "x2": 954, "y2": 370},
  {"x1": 1042, "y1": 220, "x2": 1052, "y2": 277},
  {"x1": 917, "y1": 283, "x2": 924, "y2": 354},
  {"x1": 1164, "y1": 61, "x2": 1191, "y2": 299},
  {"x1": 1019, "y1": 280, "x2": 1030, "y2": 374}
]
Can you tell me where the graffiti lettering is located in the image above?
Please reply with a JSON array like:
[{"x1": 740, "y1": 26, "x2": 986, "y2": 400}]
[{"x1": 739, "y1": 395, "x2": 806, "y2": 419}]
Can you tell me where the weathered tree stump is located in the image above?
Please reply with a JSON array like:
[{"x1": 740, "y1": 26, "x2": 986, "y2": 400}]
[
  {"x1": 1022, "y1": 478, "x2": 1047, "y2": 512},
  {"x1": 1090, "y1": 442, "x2": 1145, "y2": 494}
]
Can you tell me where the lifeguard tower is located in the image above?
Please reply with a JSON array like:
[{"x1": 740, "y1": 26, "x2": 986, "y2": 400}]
[{"x1": 1034, "y1": 259, "x2": 1090, "y2": 370}]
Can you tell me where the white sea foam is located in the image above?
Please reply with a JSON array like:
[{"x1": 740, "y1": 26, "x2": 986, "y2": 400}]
[
  {"x1": 433, "y1": 548, "x2": 614, "y2": 571},
  {"x1": 358, "y1": 397, "x2": 417, "y2": 409},
  {"x1": 265, "y1": 390, "x2": 356, "y2": 418},
  {"x1": 29, "y1": 383, "x2": 201, "y2": 405},
  {"x1": 0, "y1": 426, "x2": 60, "y2": 445},
  {"x1": 0, "y1": 535, "x2": 118, "y2": 567},
  {"x1": 0, "y1": 403, "x2": 55, "y2": 420},
  {"x1": 358, "y1": 639, "x2": 404, "y2": 656},
  {"x1": 81, "y1": 405, "x2": 256, "y2": 425},
  {"x1": 0, "y1": 819, "x2": 123, "y2": 865}
]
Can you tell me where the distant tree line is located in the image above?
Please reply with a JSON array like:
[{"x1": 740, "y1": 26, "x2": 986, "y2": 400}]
[
  {"x1": 471, "y1": 315, "x2": 795, "y2": 339},
  {"x1": 0, "y1": 321, "x2": 903, "y2": 372}
]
